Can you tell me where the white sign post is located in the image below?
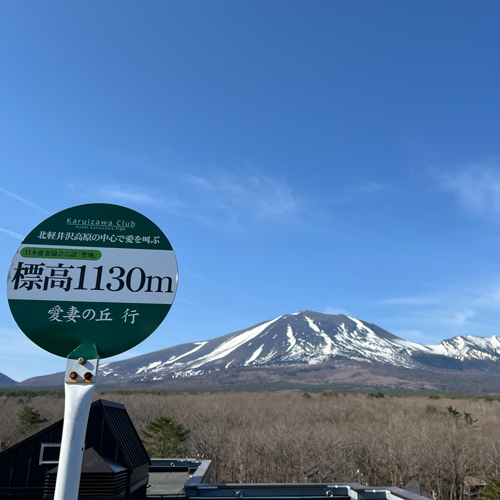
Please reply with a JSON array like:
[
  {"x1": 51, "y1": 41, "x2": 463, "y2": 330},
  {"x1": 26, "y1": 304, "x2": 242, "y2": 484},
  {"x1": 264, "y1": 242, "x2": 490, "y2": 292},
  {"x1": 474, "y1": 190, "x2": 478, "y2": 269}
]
[
  {"x1": 54, "y1": 356, "x2": 99, "y2": 500},
  {"x1": 7, "y1": 203, "x2": 178, "y2": 500}
]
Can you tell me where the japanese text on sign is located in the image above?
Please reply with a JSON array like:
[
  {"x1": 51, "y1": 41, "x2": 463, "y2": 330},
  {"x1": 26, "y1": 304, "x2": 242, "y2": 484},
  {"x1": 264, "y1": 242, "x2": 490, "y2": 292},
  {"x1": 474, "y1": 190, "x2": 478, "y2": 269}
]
[
  {"x1": 37, "y1": 231, "x2": 161, "y2": 244},
  {"x1": 48, "y1": 305, "x2": 140, "y2": 324},
  {"x1": 11, "y1": 262, "x2": 174, "y2": 294}
]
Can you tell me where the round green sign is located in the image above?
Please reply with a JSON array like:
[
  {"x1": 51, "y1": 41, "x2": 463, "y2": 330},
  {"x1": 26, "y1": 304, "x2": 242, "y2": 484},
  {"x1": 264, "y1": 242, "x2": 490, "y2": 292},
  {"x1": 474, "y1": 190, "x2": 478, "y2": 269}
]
[{"x1": 7, "y1": 203, "x2": 178, "y2": 359}]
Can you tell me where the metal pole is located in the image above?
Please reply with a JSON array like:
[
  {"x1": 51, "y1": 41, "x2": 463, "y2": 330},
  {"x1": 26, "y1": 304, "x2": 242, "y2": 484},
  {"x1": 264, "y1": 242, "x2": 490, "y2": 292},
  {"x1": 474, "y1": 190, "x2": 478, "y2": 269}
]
[{"x1": 54, "y1": 356, "x2": 99, "y2": 500}]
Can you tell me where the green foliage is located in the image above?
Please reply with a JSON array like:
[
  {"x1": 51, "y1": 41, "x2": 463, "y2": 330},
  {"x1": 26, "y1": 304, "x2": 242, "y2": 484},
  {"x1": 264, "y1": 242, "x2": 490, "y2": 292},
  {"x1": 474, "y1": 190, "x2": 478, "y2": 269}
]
[
  {"x1": 463, "y1": 411, "x2": 477, "y2": 427},
  {"x1": 302, "y1": 392, "x2": 312, "y2": 399},
  {"x1": 482, "y1": 395, "x2": 496, "y2": 403},
  {"x1": 480, "y1": 474, "x2": 500, "y2": 500},
  {"x1": 17, "y1": 405, "x2": 48, "y2": 436},
  {"x1": 445, "y1": 406, "x2": 477, "y2": 427},
  {"x1": 428, "y1": 394, "x2": 441, "y2": 399},
  {"x1": 142, "y1": 416, "x2": 190, "y2": 458},
  {"x1": 321, "y1": 391, "x2": 339, "y2": 397},
  {"x1": 367, "y1": 392, "x2": 385, "y2": 399}
]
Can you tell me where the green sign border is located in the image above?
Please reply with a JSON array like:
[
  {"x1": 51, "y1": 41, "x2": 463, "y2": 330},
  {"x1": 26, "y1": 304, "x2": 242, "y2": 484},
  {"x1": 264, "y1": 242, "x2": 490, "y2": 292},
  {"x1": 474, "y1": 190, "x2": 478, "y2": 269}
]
[{"x1": 7, "y1": 203, "x2": 177, "y2": 359}]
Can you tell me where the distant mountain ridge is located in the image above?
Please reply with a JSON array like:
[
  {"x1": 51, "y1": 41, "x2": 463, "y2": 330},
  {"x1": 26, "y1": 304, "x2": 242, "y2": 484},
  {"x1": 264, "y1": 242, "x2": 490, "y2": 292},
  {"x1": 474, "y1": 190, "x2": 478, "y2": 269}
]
[
  {"x1": 19, "y1": 310, "x2": 500, "y2": 389},
  {"x1": 0, "y1": 373, "x2": 19, "y2": 387}
]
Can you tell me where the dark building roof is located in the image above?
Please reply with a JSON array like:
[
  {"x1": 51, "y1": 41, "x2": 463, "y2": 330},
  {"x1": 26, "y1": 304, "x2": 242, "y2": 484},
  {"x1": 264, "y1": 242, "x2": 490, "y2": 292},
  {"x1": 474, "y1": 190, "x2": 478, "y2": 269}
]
[
  {"x1": 150, "y1": 459, "x2": 431, "y2": 500},
  {"x1": 0, "y1": 399, "x2": 150, "y2": 500}
]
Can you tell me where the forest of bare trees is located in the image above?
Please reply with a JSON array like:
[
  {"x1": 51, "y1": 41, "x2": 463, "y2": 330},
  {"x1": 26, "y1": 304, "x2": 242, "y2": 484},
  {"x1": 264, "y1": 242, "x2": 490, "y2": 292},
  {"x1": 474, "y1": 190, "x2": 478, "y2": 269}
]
[{"x1": 1, "y1": 390, "x2": 499, "y2": 500}]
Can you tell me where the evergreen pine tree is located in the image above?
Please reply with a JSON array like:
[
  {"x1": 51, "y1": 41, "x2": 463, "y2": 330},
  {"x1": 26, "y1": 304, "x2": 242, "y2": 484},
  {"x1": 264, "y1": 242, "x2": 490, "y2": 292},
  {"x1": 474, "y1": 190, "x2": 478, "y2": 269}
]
[
  {"x1": 142, "y1": 416, "x2": 190, "y2": 458},
  {"x1": 17, "y1": 405, "x2": 48, "y2": 436},
  {"x1": 480, "y1": 474, "x2": 500, "y2": 500}
]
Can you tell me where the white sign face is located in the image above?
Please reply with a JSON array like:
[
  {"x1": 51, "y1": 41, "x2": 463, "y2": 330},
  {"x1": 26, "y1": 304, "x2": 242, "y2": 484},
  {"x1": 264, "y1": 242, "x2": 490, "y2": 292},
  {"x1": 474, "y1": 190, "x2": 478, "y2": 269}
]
[
  {"x1": 7, "y1": 203, "x2": 178, "y2": 359},
  {"x1": 8, "y1": 245, "x2": 177, "y2": 304}
]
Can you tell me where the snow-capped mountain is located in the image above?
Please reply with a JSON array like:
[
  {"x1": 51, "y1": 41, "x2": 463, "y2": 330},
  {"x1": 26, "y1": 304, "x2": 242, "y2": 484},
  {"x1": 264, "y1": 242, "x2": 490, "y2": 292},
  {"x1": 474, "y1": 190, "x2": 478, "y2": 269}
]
[
  {"x1": 96, "y1": 311, "x2": 424, "y2": 382},
  {"x1": 20, "y1": 310, "x2": 500, "y2": 387},
  {"x1": 432, "y1": 335, "x2": 500, "y2": 361}
]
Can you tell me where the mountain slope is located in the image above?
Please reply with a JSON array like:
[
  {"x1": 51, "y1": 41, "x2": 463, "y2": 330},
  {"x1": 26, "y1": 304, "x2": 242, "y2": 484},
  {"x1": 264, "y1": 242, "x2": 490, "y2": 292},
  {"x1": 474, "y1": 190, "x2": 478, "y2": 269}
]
[
  {"x1": 99, "y1": 311, "x2": 424, "y2": 384},
  {"x1": 0, "y1": 373, "x2": 19, "y2": 387},
  {"x1": 20, "y1": 310, "x2": 500, "y2": 388}
]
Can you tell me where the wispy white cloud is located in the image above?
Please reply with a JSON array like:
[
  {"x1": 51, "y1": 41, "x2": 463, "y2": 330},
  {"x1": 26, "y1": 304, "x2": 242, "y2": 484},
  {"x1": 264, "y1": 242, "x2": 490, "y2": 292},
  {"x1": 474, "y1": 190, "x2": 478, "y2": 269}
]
[
  {"x1": 185, "y1": 270, "x2": 280, "y2": 311},
  {"x1": 393, "y1": 329, "x2": 437, "y2": 344},
  {"x1": 377, "y1": 306, "x2": 482, "y2": 346},
  {"x1": 176, "y1": 298, "x2": 199, "y2": 308},
  {"x1": 451, "y1": 309, "x2": 476, "y2": 325},
  {"x1": 96, "y1": 186, "x2": 165, "y2": 207},
  {"x1": 375, "y1": 287, "x2": 492, "y2": 341},
  {"x1": 435, "y1": 164, "x2": 500, "y2": 218},
  {"x1": 472, "y1": 285, "x2": 500, "y2": 309},
  {"x1": 0, "y1": 227, "x2": 23, "y2": 240},
  {"x1": 384, "y1": 285, "x2": 500, "y2": 313},
  {"x1": 91, "y1": 184, "x2": 191, "y2": 214},
  {"x1": 377, "y1": 293, "x2": 444, "y2": 306},
  {"x1": 184, "y1": 172, "x2": 298, "y2": 221},
  {"x1": 379, "y1": 288, "x2": 478, "y2": 321},
  {"x1": 400, "y1": 308, "x2": 477, "y2": 334},
  {"x1": 72, "y1": 170, "x2": 300, "y2": 230},
  {"x1": 0, "y1": 186, "x2": 51, "y2": 214}
]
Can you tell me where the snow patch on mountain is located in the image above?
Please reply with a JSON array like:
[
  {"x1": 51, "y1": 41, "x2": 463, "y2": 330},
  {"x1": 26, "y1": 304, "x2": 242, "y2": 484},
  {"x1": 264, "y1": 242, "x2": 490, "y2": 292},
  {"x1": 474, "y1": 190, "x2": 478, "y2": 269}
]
[
  {"x1": 246, "y1": 344, "x2": 265, "y2": 365},
  {"x1": 286, "y1": 325, "x2": 296, "y2": 352},
  {"x1": 183, "y1": 317, "x2": 280, "y2": 371},
  {"x1": 136, "y1": 361, "x2": 162, "y2": 374},
  {"x1": 304, "y1": 316, "x2": 320, "y2": 333},
  {"x1": 164, "y1": 342, "x2": 208, "y2": 365}
]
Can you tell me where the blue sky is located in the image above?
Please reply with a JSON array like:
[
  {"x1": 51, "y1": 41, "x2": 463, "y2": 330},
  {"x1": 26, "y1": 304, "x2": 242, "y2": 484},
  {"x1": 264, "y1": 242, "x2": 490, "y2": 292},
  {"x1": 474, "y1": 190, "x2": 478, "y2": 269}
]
[{"x1": 2, "y1": 1, "x2": 500, "y2": 381}]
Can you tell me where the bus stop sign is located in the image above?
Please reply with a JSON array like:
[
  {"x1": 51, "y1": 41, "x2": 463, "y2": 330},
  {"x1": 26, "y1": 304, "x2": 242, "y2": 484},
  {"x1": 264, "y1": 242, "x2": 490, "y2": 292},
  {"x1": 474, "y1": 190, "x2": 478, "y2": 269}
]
[{"x1": 7, "y1": 203, "x2": 178, "y2": 359}]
